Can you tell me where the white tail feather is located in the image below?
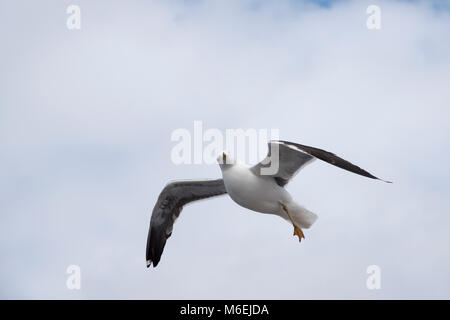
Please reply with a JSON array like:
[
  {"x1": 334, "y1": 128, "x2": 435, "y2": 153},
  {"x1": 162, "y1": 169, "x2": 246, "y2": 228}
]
[{"x1": 285, "y1": 201, "x2": 318, "y2": 229}]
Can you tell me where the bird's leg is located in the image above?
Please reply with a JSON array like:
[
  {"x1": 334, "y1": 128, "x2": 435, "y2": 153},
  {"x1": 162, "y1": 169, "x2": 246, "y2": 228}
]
[{"x1": 280, "y1": 202, "x2": 305, "y2": 242}]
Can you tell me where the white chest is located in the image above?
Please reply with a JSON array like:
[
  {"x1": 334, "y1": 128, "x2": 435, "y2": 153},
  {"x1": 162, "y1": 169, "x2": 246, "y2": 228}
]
[{"x1": 221, "y1": 164, "x2": 291, "y2": 214}]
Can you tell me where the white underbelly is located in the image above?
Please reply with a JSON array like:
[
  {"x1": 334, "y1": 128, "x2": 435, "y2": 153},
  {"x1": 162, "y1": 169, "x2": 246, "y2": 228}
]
[{"x1": 222, "y1": 165, "x2": 292, "y2": 214}]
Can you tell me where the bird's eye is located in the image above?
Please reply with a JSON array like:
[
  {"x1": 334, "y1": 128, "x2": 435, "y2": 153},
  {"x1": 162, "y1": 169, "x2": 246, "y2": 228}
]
[{"x1": 223, "y1": 153, "x2": 226, "y2": 163}]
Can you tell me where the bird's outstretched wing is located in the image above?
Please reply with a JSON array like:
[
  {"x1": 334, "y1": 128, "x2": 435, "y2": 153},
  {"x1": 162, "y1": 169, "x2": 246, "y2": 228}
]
[
  {"x1": 251, "y1": 140, "x2": 391, "y2": 186},
  {"x1": 146, "y1": 179, "x2": 227, "y2": 268}
]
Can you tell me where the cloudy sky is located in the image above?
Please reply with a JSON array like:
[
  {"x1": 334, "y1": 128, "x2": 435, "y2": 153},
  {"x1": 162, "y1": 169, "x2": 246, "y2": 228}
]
[{"x1": 1, "y1": 0, "x2": 450, "y2": 299}]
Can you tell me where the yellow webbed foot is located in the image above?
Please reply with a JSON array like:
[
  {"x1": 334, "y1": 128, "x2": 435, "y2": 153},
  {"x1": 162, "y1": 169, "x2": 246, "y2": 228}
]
[
  {"x1": 279, "y1": 201, "x2": 306, "y2": 243},
  {"x1": 293, "y1": 225, "x2": 305, "y2": 242}
]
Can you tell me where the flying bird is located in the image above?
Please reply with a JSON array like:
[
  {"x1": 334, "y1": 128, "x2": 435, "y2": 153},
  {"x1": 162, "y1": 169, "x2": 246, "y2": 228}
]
[{"x1": 146, "y1": 140, "x2": 391, "y2": 267}]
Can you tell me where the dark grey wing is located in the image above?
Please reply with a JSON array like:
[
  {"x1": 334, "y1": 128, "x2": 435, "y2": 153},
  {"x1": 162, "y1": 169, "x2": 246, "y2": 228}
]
[
  {"x1": 251, "y1": 140, "x2": 391, "y2": 186},
  {"x1": 278, "y1": 140, "x2": 392, "y2": 183},
  {"x1": 250, "y1": 141, "x2": 315, "y2": 187},
  {"x1": 146, "y1": 179, "x2": 227, "y2": 268}
]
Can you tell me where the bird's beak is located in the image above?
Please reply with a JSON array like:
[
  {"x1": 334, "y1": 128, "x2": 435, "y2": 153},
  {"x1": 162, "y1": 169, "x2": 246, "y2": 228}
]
[{"x1": 222, "y1": 152, "x2": 226, "y2": 164}]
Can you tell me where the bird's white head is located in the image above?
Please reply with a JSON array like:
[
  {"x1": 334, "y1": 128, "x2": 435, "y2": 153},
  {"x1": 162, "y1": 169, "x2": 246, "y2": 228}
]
[{"x1": 216, "y1": 151, "x2": 235, "y2": 169}]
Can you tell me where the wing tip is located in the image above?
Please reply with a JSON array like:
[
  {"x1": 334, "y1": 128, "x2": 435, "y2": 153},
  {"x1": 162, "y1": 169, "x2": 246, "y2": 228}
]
[
  {"x1": 146, "y1": 259, "x2": 160, "y2": 268},
  {"x1": 273, "y1": 140, "x2": 394, "y2": 184}
]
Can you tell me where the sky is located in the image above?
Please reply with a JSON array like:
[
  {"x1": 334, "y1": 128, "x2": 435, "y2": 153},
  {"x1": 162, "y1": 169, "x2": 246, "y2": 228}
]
[{"x1": 1, "y1": 0, "x2": 450, "y2": 299}]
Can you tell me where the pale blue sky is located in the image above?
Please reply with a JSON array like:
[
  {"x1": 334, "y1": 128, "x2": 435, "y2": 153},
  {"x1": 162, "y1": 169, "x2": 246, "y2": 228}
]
[{"x1": 1, "y1": 0, "x2": 450, "y2": 298}]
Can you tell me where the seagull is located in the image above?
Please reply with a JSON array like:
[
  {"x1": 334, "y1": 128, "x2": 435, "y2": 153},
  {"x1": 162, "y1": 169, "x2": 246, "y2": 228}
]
[{"x1": 146, "y1": 140, "x2": 391, "y2": 267}]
